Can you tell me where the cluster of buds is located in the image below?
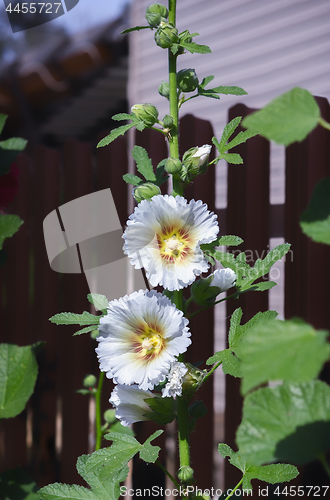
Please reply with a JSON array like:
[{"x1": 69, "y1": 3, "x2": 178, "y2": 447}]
[
  {"x1": 155, "y1": 21, "x2": 179, "y2": 49},
  {"x1": 131, "y1": 103, "x2": 159, "y2": 127},
  {"x1": 145, "y1": 3, "x2": 168, "y2": 28}
]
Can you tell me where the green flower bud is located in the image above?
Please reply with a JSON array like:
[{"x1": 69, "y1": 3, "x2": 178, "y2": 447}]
[
  {"x1": 181, "y1": 363, "x2": 205, "y2": 397},
  {"x1": 103, "y1": 409, "x2": 117, "y2": 424},
  {"x1": 131, "y1": 103, "x2": 159, "y2": 127},
  {"x1": 146, "y1": 3, "x2": 168, "y2": 18},
  {"x1": 189, "y1": 400, "x2": 207, "y2": 420},
  {"x1": 133, "y1": 182, "x2": 161, "y2": 203},
  {"x1": 181, "y1": 144, "x2": 212, "y2": 182},
  {"x1": 83, "y1": 374, "x2": 97, "y2": 387},
  {"x1": 145, "y1": 12, "x2": 161, "y2": 28},
  {"x1": 177, "y1": 466, "x2": 194, "y2": 482},
  {"x1": 165, "y1": 157, "x2": 182, "y2": 174},
  {"x1": 158, "y1": 80, "x2": 170, "y2": 99},
  {"x1": 177, "y1": 68, "x2": 199, "y2": 93},
  {"x1": 162, "y1": 114, "x2": 174, "y2": 129},
  {"x1": 90, "y1": 329, "x2": 99, "y2": 340},
  {"x1": 155, "y1": 22, "x2": 179, "y2": 49}
]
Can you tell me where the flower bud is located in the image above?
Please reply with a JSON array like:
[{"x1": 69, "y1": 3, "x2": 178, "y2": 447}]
[
  {"x1": 177, "y1": 68, "x2": 199, "y2": 93},
  {"x1": 83, "y1": 374, "x2": 97, "y2": 387},
  {"x1": 155, "y1": 22, "x2": 179, "y2": 49},
  {"x1": 209, "y1": 268, "x2": 237, "y2": 292},
  {"x1": 103, "y1": 409, "x2": 117, "y2": 424},
  {"x1": 189, "y1": 400, "x2": 207, "y2": 420},
  {"x1": 181, "y1": 363, "x2": 205, "y2": 398},
  {"x1": 158, "y1": 80, "x2": 170, "y2": 99},
  {"x1": 162, "y1": 114, "x2": 174, "y2": 129},
  {"x1": 165, "y1": 157, "x2": 182, "y2": 175},
  {"x1": 146, "y1": 3, "x2": 168, "y2": 18},
  {"x1": 177, "y1": 466, "x2": 194, "y2": 482},
  {"x1": 145, "y1": 12, "x2": 161, "y2": 28},
  {"x1": 131, "y1": 103, "x2": 159, "y2": 127},
  {"x1": 181, "y1": 144, "x2": 211, "y2": 182},
  {"x1": 133, "y1": 182, "x2": 161, "y2": 203}
]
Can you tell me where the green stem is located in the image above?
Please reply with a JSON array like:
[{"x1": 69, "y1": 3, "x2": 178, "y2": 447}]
[
  {"x1": 95, "y1": 371, "x2": 105, "y2": 451},
  {"x1": 188, "y1": 291, "x2": 239, "y2": 320},
  {"x1": 202, "y1": 360, "x2": 223, "y2": 384},
  {"x1": 176, "y1": 395, "x2": 190, "y2": 468},
  {"x1": 225, "y1": 478, "x2": 243, "y2": 500},
  {"x1": 319, "y1": 117, "x2": 330, "y2": 131},
  {"x1": 319, "y1": 453, "x2": 330, "y2": 478},
  {"x1": 156, "y1": 459, "x2": 180, "y2": 489}
]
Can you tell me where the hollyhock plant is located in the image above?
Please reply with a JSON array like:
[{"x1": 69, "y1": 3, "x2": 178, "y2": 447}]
[
  {"x1": 96, "y1": 289, "x2": 191, "y2": 390},
  {"x1": 123, "y1": 194, "x2": 219, "y2": 291}
]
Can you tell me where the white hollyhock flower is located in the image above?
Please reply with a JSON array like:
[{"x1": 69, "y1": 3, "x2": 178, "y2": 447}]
[
  {"x1": 96, "y1": 289, "x2": 191, "y2": 390},
  {"x1": 123, "y1": 195, "x2": 219, "y2": 291},
  {"x1": 109, "y1": 384, "x2": 154, "y2": 426},
  {"x1": 162, "y1": 361, "x2": 188, "y2": 398},
  {"x1": 210, "y1": 268, "x2": 236, "y2": 292},
  {"x1": 191, "y1": 144, "x2": 212, "y2": 166}
]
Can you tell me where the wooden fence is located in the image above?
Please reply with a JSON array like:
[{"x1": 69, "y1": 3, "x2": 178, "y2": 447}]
[{"x1": 0, "y1": 100, "x2": 330, "y2": 497}]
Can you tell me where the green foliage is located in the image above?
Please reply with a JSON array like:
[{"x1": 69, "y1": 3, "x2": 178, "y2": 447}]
[
  {"x1": 144, "y1": 396, "x2": 176, "y2": 424},
  {"x1": 121, "y1": 26, "x2": 151, "y2": 34},
  {"x1": 178, "y1": 41, "x2": 211, "y2": 55},
  {"x1": 218, "y1": 444, "x2": 298, "y2": 490},
  {"x1": 0, "y1": 113, "x2": 7, "y2": 135},
  {"x1": 0, "y1": 116, "x2": 27, "y2": 175},
  {"x1": 0, "y1": 215, "x2": 24, "y2": 250},
  {"x1": 49, "y1": 311, "x2": 101, "y2": 336},
  {"x1": 97, "y1": 123, "x2": 137, "y2": 148},
  {"x1": 87, "y1": 293, "x2": 108, "y2": 313},
  {"x1": 0, "y1": 343, "x2": 39, "y2": 419},
  {"x1": 198, "y1": 77, "x2": 247, "y2": 100},
  {"x1": 237, "y1": 381, "x2": 330, "y2": 466},
  {"x1": 122, "y1": 173, "x2": 143, "y2": 187},
  {"x1": 212, "y1": 116, "x2": 258, "y2": 165},
  {"x1": 207, "y1": 309, "x2": 278, "y2": 378},
  {"x1": 242, "y1": 87, "x2": 320, "y2": 145},
  {"x1": 300, "y1": 178, "x2": 330, "y2": 245},
  {"x1": 0, "y1": 467, "x2": 39, "y2": 500},
  {"x1": 132, "y1": 146, "x2": 156, "y2": 182},
  {"x1": 235, "y1": 318, "x2": 330, "y2": 394}
]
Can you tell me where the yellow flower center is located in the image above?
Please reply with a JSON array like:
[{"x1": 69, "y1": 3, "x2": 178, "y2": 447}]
[
  {"x1": 158, "y1": 227, "x2": 191, "y2": 261},
  {"x1": 141, "y1": 333, "x2": 162, "y2": 352}
]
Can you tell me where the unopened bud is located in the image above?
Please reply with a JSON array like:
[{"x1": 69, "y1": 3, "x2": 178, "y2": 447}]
[
  {"x1": 103, "y1": 409, "x2": 117, "y2": 424},
  {"x1": 177, "y1": 68, "x2": 199, "y2": 93},
  {"x1": 155, "y1": 22, "x2": 179, "y2": 49},
  {"x1": 162, "y1": 115, "x2": 174, "y2": 129},
  {"x1": 181, "y1": 145, "x2": 211, "y2": 182},
  {"x1": 131, "y1": 103, "x2": 159, "y2": 127},
  {"x1": 145, "y1": 12, "x2": 161, "y2": 28},
  {"x1": 146, "y1": 3, "x2": 168, "y2": 18},
  {"x1": 165, "y1": 157, "x2": 182, "y2": 175},
  {"x1": 189, "y1": 400, "x2": 207, "y2": 420},
  {"x1": 158, "y1": 80, "x2": 170, "y2": 99},
  {"x1": 83, "y1": 374, "x2": 97, "y2": 387},
  {"x1": 133, "y1": 182, "x2": 161, "y2": 203},
  {"x1": 177, "y1": 466, "x2": 194, "y2": 482},
  {"x1": 182, "y1": 363, "x2": 205, "y2": 397}
]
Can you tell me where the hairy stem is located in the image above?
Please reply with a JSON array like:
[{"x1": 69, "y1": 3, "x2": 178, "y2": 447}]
[
  {"x1": 319, "y1": 117, "x2": 330, "y2": 131},
  {"x1": 225, "y1": 478, "x2": 243, "y2": 500},
  {"x1": 95, "y1": 371, "x2": 105, "y2": 451},
  {"x1": 156, "y1": 459, "x2": 180, "y2": 489}
]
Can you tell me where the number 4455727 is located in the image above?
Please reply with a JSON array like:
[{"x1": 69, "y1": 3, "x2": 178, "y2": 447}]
[
  {"x1": 274, "y1": 485, "x2": 329, "y2": 496},
  {"x1": 6, "y1": 3, "x2": 62, "y2": 14}
]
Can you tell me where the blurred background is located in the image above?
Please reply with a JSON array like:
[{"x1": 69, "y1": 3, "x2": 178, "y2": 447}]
[{"x1": 1, "y1": 0, "x2": 330, "y2": 496}]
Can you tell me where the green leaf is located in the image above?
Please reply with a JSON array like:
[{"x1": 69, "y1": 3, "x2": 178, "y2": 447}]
[
  {"x1": 121, "y1": 26, "x2": 150, "y2": 34},
  {"x1": 228, "y1": 308, "x2": 278, "y2": 350},
  {"x1": 216, "y1": 117, "x2": 242, "y2": 152},
  {"x1": 123, "y1": 173, "x2": 143, "y2": 186},
  {"x1": 139, "y1": 429, "x2": 163, "y2": 462},
  {"x1": 154, "y1": 159, "x2": 169, "y2": 187},
  {"x1": 206, "y1": 349, "x2": 242, "y2": 378},
  {"x1": 217, "y1": 152, "x2": 243, "y2": 164},
  {"x1": 87, "y1": 293, "x2": 108, "y2": 312},
  {"x1": 97, "y1": 123, "x2": 136, "y2": 148},
  {"x1": 49, "y1": 311, "x2": 100, "y2": 326},
  {"x1": 132, "y1": 145, "x2": 156, "y2": 182},
  {"x1": 210, "y1": 86, "x2": 248, "y2": 96},
  {"x1": 0, "y1": 137, "x2": 27, "y2": 152},
  {"x1": 0, "y1": 467, "x2": 39, "y2": 500},
  {"x1": 199, "y1": 75, "x2": 214, "y2": 89},
  {"x1": 179, "y1": 41, "x2": 211, "y2": 54},
  {"x1": 200, "y1": 235, "x2": 243, "y2": 255},
  {"x1": 111, "y1": 113, "x2": 135, "y2": 121},
  {"x1": 0, "y1": 113, "x2": 7, "y2": 135},
  {"x1": 0, "y1": 215, "x2": 24, "y2": 250},
  {"x1": 223, "y1": 129, "x2": 259, "y2": 152},
  {"x1": 0, "y1": 343, "x2": 38, "y2": 418},
  {"x1": 218, "y1": 444, "x2": 298, "y2": 490},
  {"x1": 76, "y1": 455, "x2": 127, "y2": 500},
  {"x1": 242, "y1": 87, "x2": 320, "y2": 145},
  {"x1": 39, "y1": 482, "x2": 98, "y2": 500},
  {"x1": 73, "y1": 326, "x2": 98, "y2": 337},
  {"x1": 235, "y1": 318, "x2": 330, "y2": 394},
  {"x1": 300, "y1": 178, "x2": 330, "y2": 245},
  {"x1": 237, "y1": 380, "x2": 330, "y2": 466},
  {"x1": 246, "y1": 281, "x2": 277, "y2": 292}
]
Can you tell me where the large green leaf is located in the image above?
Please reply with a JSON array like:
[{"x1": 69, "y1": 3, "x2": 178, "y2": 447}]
[
  {"x1": 97, "y1": 123, "x2": 136, "y2": 148},
  {"x1": 300, "y1": 178, "x2": 330, "y2": 245},
  {"x1": 49, "y1": 311, "x2": 100, "y2": 326},
  {"x1": 179, "y1": 41, "x2": 211, "y2": 54},
  {"x1": 237, "y1": 381, "x2": 330, "y2": 465},
  {"x1": 0, "y1": 467, "x2": 39, "y2": 500},
  {"x1": 218, "y1": 444, "x2": 298, "y2": 490},
  {"x1": 0, "y1": 215, "x2": 24, "y2": 250},
  {"x1": 242, "y1": 87, "x2": 320, "y2": 145},
  {"x1": 0, "y1": 344, "x2": 38, "y2": 418},
  {"x1": 132, "y1": 145, "x2": 156, "y2": 182},
  {"x1": 235, "y1": 318, "x2": 330, "y2": 394},
  {"x1": 87, "y1": 293, "x2": 108, "y2": 313}
]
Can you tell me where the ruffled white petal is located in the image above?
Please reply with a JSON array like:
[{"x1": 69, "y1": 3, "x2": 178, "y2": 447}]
[
  {"x1": 109, "y1": 385, "x2": 154, "y2": 426},
  {"x1": 210, "y1": 268, "x2": 237, "y2": 292},
  {"x1": 162, "y1": 362, "x2": 188, "y2": 398},
  {"x1": 96, "y1": 290, "x2": 191, "y2": 390},
  {"x1": 123, "y1": 195, "x2": 219, "y2": 291}
]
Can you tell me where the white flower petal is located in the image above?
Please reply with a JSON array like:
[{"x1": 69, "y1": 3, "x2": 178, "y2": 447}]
[
  {"x1": 123, "y1": 195, "x2": 219, "y2": 291},
  {"x1": 109, "y1": 385, "x2": 154, "y2": 426},
  {"x1": 210, "y1": 268, "x2": 237, "y2": 292},
  {"x1": 162, "y1": 362, "x2": 188, "y2": 398},
  {"x1": 96, "y1": 289, "x2": 191, "y2": 390}
]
